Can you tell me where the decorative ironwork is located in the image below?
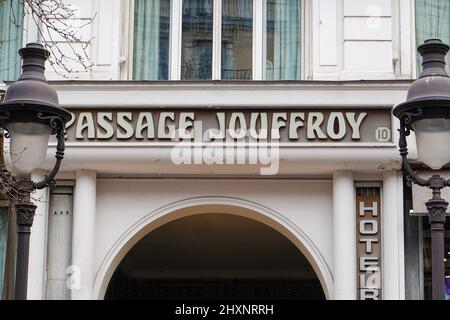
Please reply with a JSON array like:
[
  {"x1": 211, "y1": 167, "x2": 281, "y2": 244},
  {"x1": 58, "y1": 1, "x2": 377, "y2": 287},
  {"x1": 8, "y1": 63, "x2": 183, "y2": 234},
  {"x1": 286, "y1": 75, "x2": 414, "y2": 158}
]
[
  {"x1": 400, "y1": 107, "x2": 423, "y2": 127},
  {"x1": 426, "y1": 199, "x2": 448, "y2": 225},
  {"x1": 33, "y1": 113, "x2": 67, "y2": 190},
  {"x1": 0, "y1": 111, "x2": 10, "y2": 138},
  {"x1": 398, "y1": 122, "x2": 429, "y2": 187},
  {"x1": 15, "y1": 202, "x2": 37, "y2": 229}
]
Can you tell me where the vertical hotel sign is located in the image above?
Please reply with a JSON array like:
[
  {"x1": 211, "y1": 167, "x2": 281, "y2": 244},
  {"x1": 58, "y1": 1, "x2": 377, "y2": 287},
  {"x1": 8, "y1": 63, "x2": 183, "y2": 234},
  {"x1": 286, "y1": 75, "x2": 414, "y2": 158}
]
[{"x1": 356, "y1": 187, "x2": 382, "y2": 300}]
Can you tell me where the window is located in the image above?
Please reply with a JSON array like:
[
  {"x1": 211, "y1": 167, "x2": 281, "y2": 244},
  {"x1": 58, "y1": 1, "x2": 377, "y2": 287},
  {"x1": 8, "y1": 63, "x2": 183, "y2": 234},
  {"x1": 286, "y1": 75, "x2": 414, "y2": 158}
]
[
  {"x1": 415, "y1": 0, "x2": 450, "y2": 75},
  {"x1": 131, "y1": 0, "x2": 303, "y2": 80},
  {"x1": 0, "y1": 0, "x2": 24, "y2": 82}
]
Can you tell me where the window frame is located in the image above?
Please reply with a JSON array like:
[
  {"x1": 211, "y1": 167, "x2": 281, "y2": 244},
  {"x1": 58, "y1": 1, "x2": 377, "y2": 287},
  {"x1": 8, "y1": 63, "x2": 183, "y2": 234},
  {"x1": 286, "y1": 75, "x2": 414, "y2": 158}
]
[
  {"x1": 411, "y1": 0, "x2": 419, "y2": 79},
  {"x1": 411, "y1": 0, "x2": 450, "y2": 79},
  {"x1": 124, "y1": 0, "x2": 309, "y2": 81}
]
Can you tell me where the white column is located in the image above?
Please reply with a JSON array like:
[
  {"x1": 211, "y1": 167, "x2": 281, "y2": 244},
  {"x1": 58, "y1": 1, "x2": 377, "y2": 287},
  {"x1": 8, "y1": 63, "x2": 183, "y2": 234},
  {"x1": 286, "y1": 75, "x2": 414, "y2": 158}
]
[
  {"x1": 71, "y1": 170, "x2": 97, "y2": 300},
  {"x1": 27, "y1": 170, "x2": 49, "y2": 300},
  {"x1": 382, "y1": 171, "x2": 405, "y2": 300},
  {"x1": 333, "y1": 171, "x2": 357, "y2": 300}
]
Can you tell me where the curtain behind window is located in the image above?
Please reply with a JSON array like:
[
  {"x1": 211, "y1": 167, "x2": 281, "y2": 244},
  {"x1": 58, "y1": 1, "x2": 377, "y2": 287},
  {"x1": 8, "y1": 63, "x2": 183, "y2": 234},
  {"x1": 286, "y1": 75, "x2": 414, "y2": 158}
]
[
  {"x1": 266, "y1": 0, "x2": 301, "y2": 80},
  {"x1": 0, "y1": 0, "x2": 23, "y2": 82},
  {"x1": 0, "y1": 207, "x2": 8, "y2": 299},
  {"x1": 133, "y1": 0, "x2": 170, "y2": 80},
  {"x1": 415, "y1": 0, "x2": 450, "y2": 75}
]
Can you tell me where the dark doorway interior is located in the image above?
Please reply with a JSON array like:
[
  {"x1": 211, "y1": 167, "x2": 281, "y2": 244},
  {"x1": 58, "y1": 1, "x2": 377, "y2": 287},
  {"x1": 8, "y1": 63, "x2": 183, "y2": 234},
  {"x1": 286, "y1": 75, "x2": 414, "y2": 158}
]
[{"x1": 105, "y1": 213, "x2": 325, "y2": 300}]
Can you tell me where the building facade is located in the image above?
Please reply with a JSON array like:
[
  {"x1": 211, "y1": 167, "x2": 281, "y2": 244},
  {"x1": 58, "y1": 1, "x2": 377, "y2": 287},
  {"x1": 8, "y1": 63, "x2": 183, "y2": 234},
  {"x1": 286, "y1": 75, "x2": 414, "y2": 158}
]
[{"x1": 0, "y1": 0, "x2": 449, "y2": 300}]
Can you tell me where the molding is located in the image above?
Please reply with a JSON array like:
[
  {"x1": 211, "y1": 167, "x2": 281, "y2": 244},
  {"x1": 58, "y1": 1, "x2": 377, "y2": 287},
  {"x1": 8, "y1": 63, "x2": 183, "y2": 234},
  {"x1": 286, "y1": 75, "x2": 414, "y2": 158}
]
[
  {"x1": 16, "y1": 80, "x2": 412, "y2": 109},
  {"x1": 45, "y1": 79, "x2": 415, "y2": 87},
  {"x1": 50, "y1": 142, "x2": 397, "y2": 148},
  {"x1": 3, "y1": 79, "x2": 415, "y2": 88}
]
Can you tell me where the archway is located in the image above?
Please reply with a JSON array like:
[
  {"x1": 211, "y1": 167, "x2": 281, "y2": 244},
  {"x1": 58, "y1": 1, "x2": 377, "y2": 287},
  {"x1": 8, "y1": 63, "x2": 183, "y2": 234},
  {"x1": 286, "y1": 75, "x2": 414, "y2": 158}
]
[
  {"x1": 94, "y1": 198, "x2": 333, "y2": 299},
  {"x1": 104, "y1": 213, "x2": 326, "y2": 300}
]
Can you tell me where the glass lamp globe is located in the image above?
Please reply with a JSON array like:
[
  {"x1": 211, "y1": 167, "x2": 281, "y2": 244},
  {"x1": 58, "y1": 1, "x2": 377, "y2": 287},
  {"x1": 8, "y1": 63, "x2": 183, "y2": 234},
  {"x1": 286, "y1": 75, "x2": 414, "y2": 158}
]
[
  {"x1": 8, "y1": 122, "x2": 52, "y2": 176},
  {"x1": 412, "y1": 118, "x2": 450, "y2": 170}
]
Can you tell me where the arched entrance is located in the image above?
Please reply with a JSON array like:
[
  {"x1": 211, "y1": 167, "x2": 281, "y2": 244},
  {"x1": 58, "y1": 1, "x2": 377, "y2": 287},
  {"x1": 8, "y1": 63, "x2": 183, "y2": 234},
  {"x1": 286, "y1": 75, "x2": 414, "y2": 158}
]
[{"x1": 105, "y1": 213, "x2": 326, "y2": 300}]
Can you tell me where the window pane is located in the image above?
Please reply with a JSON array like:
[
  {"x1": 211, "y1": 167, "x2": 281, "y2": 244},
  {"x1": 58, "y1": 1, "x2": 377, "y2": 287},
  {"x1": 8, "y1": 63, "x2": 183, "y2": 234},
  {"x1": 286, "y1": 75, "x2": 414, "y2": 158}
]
[
  {"x1": 415, "y1": 0, "x2": 450, "y2": 75},
  {"x1": 0, "y1": 0, "x2": 23, "y2": 82},
  {"x1": 0, "y1": 207, "x2": 8, "y2": 299},
  {"x1": 133, "y1": 0, "x2": 170, "y2": 80},
  {"x1": 181, "y1": 0, "x2": 213, "y2": 80},
  {"x1": 221, "y1": 0, "x2": 253, "y2": 80},
  {"x1": 266, "y1": 0, "x2": 301, "y2": 80}
]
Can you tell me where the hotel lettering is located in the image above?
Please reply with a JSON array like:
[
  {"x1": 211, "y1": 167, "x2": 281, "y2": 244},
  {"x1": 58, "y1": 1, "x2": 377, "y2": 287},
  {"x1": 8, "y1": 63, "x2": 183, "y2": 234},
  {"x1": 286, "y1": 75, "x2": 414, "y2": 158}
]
[{"x1": 356, "y1": 187, "x2": 382, "y2": 300}]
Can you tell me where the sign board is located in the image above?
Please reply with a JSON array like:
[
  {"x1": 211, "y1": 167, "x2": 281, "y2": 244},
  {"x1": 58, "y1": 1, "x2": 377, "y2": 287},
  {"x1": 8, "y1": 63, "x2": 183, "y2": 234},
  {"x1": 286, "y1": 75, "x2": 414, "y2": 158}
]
[
  {"x1": 356, "y1": 187, "x2": 382, "y2": 300},
  {"x1": 412, "y1": 171, "x2": 450, "y2": 215},
  {"x1": 62, "y1": 108, "x2": 392, "y2": 144}
]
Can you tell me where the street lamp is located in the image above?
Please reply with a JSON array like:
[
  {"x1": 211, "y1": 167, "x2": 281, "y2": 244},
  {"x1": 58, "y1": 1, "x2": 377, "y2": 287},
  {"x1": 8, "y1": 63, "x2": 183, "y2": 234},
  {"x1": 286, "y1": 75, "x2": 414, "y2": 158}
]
[
  {"x1": 393, "y1": 39, "x2": 450, "y2": 300},
  {"x1": 0, "y1": 43, "x2": 71, "y2": 300}
]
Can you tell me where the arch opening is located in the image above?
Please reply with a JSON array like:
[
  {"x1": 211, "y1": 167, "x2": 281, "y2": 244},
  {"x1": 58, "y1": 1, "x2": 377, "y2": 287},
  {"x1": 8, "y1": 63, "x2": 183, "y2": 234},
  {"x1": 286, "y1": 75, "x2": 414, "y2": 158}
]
[{"x1": 104, "y1": 212, "x2": 326, "y2": 300}]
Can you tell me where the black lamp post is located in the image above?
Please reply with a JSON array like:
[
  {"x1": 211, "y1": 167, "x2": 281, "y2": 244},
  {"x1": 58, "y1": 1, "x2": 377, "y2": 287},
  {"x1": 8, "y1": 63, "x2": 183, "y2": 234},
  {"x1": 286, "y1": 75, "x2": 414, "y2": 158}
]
[
  {"x1": 394, "y1": 39, "x2": 450, "y2": 300},
  {"x1": 0, "y1": 43, "x2": 71, "y2": 300}
]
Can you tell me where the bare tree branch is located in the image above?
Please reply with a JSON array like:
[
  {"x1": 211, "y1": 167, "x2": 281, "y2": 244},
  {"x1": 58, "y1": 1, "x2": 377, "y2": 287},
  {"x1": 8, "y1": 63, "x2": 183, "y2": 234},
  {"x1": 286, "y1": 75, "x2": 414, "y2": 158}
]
[{"x1": 1, "y1": 0, "x2": 95, "y2": 79}]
